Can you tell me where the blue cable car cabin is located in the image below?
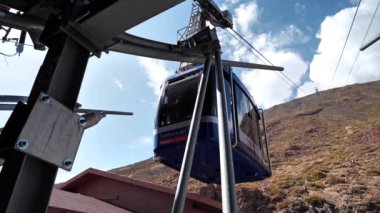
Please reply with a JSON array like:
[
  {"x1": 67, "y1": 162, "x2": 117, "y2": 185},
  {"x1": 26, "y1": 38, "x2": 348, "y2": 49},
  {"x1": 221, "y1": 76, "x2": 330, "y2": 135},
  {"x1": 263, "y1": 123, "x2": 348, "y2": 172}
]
[{"x1": 154, "y1": 64, "x2": 271, "y2": 184}]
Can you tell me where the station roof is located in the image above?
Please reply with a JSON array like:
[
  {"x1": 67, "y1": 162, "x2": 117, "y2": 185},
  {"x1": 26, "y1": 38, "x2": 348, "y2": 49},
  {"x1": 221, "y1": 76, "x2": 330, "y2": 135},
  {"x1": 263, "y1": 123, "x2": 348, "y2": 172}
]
[{"x1": 54, "y1": 168, "x2": 222, "y2": 213}]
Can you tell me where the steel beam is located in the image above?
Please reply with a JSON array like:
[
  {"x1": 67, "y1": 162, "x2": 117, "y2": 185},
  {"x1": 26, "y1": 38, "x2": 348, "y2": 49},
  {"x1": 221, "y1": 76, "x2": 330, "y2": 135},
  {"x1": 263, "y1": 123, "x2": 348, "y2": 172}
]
[
  {"x1": 0, "y1": 104, "x2": 16, "y2": 111},
  {"x1": 0, "y1": 11, "x2": 283, "y2": 71},
  {"x1": 0, "y1": 152, "x2": 58, "y2": 212},
  {"x1": 0, "y1": 96, "x2": 27, "y2": 103},
  {"x1": 76, "y1": 108, "x2": 133, "y2": 116},
  {"x1": 214, "y1": 48, "x2": 237, "y2": 212},
  {"x1": 360, "y1": 33, "x2": 380, "y2": 51},
  {"x1": 172, "y1": 55, "x2": 212, "y2": 213},
  {"x1": 0, "y1": 10, "x2": 45, "y2": 32},
  {"x1": 111, "y1": 34, "x2": 284, "y2": 71},
  {"x1": 0, "y1": 11, "x2": 90, "y2": 213},
  {"x1": 78, "y1": 0, "x2": 184, "y2": 48},
  {"x1": 0, "y1": 10, "x2": 46, "y2": 49}
]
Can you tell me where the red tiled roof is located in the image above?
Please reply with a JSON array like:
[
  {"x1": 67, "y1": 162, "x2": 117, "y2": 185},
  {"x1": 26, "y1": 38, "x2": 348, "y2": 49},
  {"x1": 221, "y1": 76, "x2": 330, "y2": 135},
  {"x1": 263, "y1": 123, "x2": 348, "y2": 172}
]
[
  {"x1": 57, "y1": 168, "x2": 222, "y2": 213},
  {"x1": 50, "y1": 189, "x2": 131, "y2": 213}
]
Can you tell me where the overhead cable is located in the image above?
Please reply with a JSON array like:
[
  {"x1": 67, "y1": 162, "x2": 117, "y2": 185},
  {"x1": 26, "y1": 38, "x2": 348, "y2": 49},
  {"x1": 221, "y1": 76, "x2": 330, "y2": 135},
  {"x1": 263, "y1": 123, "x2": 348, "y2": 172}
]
[
  {"x1": 330, "y1": 0, "x2": 362, "y2": 87},
  {"x1": 226, "y1": 28, "x2": 307, "y2": 95},
  {"x1": 225, "y1": 29, "x2": 301, "y2": 91},
  {"x1": 345, "y1": 0, "x2": 380, "y2": 83},
  {"x1": 0, "y1": 51, "x2": 17, "y2": 57},
  {"x1": 2, "y1": 55, "x2": 9, "y2": 66},
  {"x1": 230, "y1": 28, "x2": 273, "y2": 65},
  {"x1": 224, "y1": 29, "x2": 266, "y2": 64}
]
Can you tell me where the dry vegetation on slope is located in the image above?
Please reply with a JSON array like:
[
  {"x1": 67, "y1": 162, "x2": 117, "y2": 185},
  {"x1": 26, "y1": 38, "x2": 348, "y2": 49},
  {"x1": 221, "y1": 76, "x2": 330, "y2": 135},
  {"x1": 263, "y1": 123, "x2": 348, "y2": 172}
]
[{"x1": 111, "y1": 80, "x2": 380, "y2": 212}]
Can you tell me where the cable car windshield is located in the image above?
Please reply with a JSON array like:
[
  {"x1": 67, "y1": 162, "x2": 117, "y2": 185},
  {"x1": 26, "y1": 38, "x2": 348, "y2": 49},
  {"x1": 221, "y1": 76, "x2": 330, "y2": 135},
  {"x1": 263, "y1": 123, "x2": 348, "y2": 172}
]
[
  {"x1": 158, "y1": 74, "x2": 215, "y2": 127},
  {"x1": 235, "y1": 84, "x2": 261, "y2": 154}
]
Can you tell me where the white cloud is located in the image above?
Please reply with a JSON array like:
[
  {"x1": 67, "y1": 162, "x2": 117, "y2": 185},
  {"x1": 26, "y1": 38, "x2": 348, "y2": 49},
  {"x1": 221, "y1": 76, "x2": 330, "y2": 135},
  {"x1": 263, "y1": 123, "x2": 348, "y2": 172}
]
[
  {"x1": 113, "y1": 79, "x2": 124, "y2": 90},
  {"x1": 241, "y1": 49, "x2": 308, "y2": 108},
  {"x1": 308, "y1": 0, "x2": 380, "y2": 90},
  {"x1": 138, "y1": 57, "x2": 172, "y2": 97},
  {"x1": 294, "y1": 3, "x2": 306, "y2": 17},
  {"x1": 221, "y1": 0, "x2": 241, "y2": 11},
  {"x1": 234, "y1": 2, "x2": 259, "y2": 33},
  {"x1": 223, "y1": 6, "x2": 309, "y2": 108},
  {"x1": 272, "y1": 25, "x2": 310, "y2": 47},
  {"x1": 226, "y1": 0, "x2": 240, "y2": 3},
  {"x1": 350, "y1": 0, "x2": 360, "y2": 5},
  {"x1": 126, "y1": 136, "x2": 152, "y2": 150},
  {"x1": 296, "y1": 81, "x2": 318, "y2": 98},
  {"x1": 0, "y1": 41, "x2": 46, "y2": 96}
]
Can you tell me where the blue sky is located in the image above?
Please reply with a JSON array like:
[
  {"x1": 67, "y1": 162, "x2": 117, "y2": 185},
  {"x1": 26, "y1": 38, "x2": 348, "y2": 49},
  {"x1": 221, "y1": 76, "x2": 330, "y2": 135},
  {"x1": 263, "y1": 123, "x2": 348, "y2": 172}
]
[{"x1": 1, "y1": 0, "x2": 379, "y2": 182}]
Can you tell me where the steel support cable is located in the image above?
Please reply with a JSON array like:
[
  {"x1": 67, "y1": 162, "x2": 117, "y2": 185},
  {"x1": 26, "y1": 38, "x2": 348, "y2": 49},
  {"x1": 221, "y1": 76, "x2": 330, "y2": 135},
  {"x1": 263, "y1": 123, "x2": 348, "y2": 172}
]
[
  {"x1": 360, "y1": 33, "x2": 380, "y2": 50},
  {"x1": 226, "y1": 28, "x2": 307, "y2": 95},
  {"x1": 225, "y1": 28, "x2": 290, "y2": 89},
  {"x1": 230, "y1": 28, "x2": 273, "y2": 65},
  {"x1": 224, "y1": 28, "x2": 297, "y2": 90},
  {"x1": 2, "y1": 55, "x2": 8, "y2": 65},
  {"x1": 224, "y1": 29, "x2": 266, "y2": 64},
  {"x1": 330, "y1": 0, "x2": 362, "y2": 87},
  {"x1": 0, "y1": 51, "x2": 17, "y2": 57},
  {"x1": 345, "y1": 0, "x2": 380, "y2": 83},
  {"x1": 278, "y1": 72, "x2": 307, "y2": 94}
]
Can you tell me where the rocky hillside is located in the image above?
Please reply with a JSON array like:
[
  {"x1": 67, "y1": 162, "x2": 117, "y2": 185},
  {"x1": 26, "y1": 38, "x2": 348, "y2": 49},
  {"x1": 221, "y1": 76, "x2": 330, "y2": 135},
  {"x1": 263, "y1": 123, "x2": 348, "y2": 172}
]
[{"x1": 111, "y1": 80, "x2": 380, "y2": 212}]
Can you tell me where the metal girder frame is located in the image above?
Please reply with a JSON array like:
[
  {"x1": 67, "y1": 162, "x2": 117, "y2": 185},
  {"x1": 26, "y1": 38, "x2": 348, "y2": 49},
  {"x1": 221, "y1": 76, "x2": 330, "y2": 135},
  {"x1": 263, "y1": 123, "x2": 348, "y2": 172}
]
[
  {"x1": 0, "y1": 10, "x2": 44, "y2": 32},
  {"x1": 77, "y1": 0, "x2": 184, "y2": 48},
  {"x1": 0, "y1": 1, "x2": 186, "y2": 212},
  {"x1": 0, "y1": 1, "x2": 283, "y2": 212},
  {"x1": 0, "y1": 10, "x2": 45, "y2": 49},
  {"x1": 110, "y1": 33, "x2": 284, "y2": 71},
  {"x1": 0, "y1": 36, "x2": 90, "y2": 213},
  {"x1": 0, "y1": 103, "x2": 133, "y2": 116},
  {"x1": 0, "y1": 10, "x2": 284, "y2": 72},
  {"x1": 0, "y1": 96, "x2": 27, "y2": 103},
  {"x1": 0, "y1": 104, "x2": 17, "y2": 111},
  {"x1": 0, "y1": 2, "x2": 91, "y2": 211},
  {"x1": 0, "y1": 0, "x2": 41, "y2": 12}
]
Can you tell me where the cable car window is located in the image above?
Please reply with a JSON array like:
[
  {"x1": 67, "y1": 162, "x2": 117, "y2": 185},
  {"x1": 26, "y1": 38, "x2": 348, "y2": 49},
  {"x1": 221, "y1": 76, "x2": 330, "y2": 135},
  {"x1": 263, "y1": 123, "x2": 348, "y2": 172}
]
[
  {"x1": 248, "y1": 102, "x2": 262, "y2": 158},
  {"x1": 224, "y1": 78, "x2": 233, "y2": 133},
  {"x1": 158, "y1": 73, "x2": 215, "y2": 127},
  {"x1": 234, "y1": 84, "x2": 254, "y2": 150}
]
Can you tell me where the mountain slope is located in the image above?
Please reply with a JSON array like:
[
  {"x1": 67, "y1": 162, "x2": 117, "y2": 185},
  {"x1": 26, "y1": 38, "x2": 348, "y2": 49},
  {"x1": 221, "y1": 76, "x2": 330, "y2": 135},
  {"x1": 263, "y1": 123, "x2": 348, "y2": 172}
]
[{"x1": 111, "y1": 80, "x2": 380, "y2": 212}]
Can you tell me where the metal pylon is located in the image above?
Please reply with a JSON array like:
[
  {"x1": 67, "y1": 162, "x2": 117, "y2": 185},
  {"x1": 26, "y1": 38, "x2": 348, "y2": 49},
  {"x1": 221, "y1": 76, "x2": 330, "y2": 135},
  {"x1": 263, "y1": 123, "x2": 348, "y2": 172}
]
[{"x1": 186, "y1": 4, "x2": 202, "y2": 39}]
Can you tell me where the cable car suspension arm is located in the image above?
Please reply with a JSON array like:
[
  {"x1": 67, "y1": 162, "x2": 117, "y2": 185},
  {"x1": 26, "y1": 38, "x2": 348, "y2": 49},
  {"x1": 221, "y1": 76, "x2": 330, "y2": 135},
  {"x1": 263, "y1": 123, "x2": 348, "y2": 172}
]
[{"x1": 110, "y1": 33, "x2": 284, "y2": 71}]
